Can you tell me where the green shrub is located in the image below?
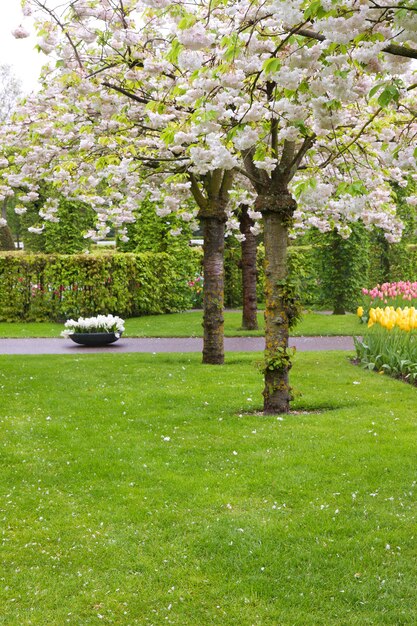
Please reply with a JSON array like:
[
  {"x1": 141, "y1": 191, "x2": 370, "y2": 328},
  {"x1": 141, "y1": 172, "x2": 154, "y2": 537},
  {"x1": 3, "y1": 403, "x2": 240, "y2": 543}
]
[
  {"x1": 13, "y1": 196, "x2": 95, "y2": 254},
  {"x1": 0, "y1": 251, "x2": 201, "y2": 322},
  {"x1": 287, "y1": 245, "x2": 320, "y2": 307},
  {"x1": 311, "y1": 225, "x2": 370, "y2": 314},
  {"x1": 224, "y1": 240, "x2": 319, "y2": 308},
  {"x1": 224, "y1": 238, "x2": 243, "y2": 307}
]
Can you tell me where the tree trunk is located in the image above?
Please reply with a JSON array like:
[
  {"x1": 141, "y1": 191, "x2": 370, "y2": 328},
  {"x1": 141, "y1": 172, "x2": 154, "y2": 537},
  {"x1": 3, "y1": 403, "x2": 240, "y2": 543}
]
[
  {"x1": 189, "y1": 169, "x2": 233, "y2": 365},
  {"x1": 262, "y1": 211, "x2": 291, "y2": 413},
  {"x1": 0, "y1": 226, "x2": 14, "y2": 250},
  {"x1": 0, "y1": 199, "x2": 14, "y2": 251},
  {"x1": 256, "y1": 189, "x2": 297, "y2": 415},
  {"x1": 239, "y1": 205, "x2": 258, "y2": 330},
  {"x1": 202, "y1": 216, "x2": 225, "y2": 364}
]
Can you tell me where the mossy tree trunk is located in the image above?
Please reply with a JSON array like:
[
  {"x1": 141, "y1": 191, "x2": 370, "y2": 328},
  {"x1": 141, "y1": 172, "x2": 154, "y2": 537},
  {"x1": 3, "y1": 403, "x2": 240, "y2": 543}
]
[
  {"x1": 244, "y1": 135, "x2": 314, "y2": 414},
  {"x1": 239, "y1": 204, "x2": 258, "y2": 330},
  {"x1": 256, "y1": 192, "x2": 296, "y2": 414},
  {"x1": 189, "y1": 169, "x2": 234, "y2": 365},
  {"x1": 202, "y1": 215, "x2": 225, "y2": 364},
  {"x1": 0, "y1": 199, "x2": 14, "y2": 251},
  {"x1": 0, "y1": 225, "x2": 15, "y2": 250}
]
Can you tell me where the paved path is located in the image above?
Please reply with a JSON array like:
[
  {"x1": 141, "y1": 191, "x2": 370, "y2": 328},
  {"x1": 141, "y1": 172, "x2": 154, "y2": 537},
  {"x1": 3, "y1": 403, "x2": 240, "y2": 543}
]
[{"x1": 0, "y1": 335, "x2": 355, "y2": 355}]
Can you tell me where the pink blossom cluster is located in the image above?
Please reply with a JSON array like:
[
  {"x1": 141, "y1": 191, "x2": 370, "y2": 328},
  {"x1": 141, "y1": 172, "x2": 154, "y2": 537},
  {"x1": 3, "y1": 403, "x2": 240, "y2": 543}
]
[{"x1": 362, "y1": 282, "x2": 417, "y2": 304}]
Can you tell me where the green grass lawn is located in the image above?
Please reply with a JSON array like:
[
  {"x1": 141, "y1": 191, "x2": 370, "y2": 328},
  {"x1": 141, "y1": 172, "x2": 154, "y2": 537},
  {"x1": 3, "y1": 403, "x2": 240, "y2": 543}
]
[
  {"x1": 1, "y1": 350, "x2": 416, "y2": 624},
  {"x1": 0, "y1": 310, "x2": 362, "y2": 338}
]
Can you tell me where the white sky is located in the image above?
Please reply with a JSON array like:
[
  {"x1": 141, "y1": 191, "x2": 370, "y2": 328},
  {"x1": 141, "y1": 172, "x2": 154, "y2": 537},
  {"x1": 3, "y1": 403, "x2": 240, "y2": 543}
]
[{"x1": 0, "y1": 1, "x2": 46, "y2": 93}]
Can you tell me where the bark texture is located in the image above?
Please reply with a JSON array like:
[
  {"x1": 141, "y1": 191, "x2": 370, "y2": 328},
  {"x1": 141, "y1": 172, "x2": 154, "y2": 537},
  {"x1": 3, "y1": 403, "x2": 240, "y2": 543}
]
[
  {"x1": 243, "y1": 135, "x2": 315, "y2": 413},
  {"x1": 189, "y1": 169, "x2": 233, "y2": 366},
  {"x1": 239, "y1": 205, "x2": 258, "y2": 330},
  {"x1": 0, "y1": 199, "x2": 14, "y2": 251},
  {"x1": 262, "y1": 211, "x2": 291, "y2": 413},
  {"x1": 202, "y1": 216, "x2": 225, "y2": 364},
  {"x1": 256, "y1": 190, "x2": 297, "y2": 414},
  {"x1": 0, "y1": 226, "x2": 14, "y2": 250}
]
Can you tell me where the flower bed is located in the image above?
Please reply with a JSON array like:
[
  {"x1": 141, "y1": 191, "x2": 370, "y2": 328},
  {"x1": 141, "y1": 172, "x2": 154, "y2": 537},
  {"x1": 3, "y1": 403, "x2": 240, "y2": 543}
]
[
  {"x1": 354, "y1": 306, "x2": 417, "y2": 384},
  {"x1": 360, "y1": 281, "x2": 417, "y2": 322}
]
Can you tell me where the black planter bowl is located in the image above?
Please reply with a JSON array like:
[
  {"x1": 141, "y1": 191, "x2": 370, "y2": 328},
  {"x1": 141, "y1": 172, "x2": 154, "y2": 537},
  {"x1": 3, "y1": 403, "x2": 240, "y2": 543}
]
[{"x1": 69, "y1": 332, "x2": 121, "y2": 347}]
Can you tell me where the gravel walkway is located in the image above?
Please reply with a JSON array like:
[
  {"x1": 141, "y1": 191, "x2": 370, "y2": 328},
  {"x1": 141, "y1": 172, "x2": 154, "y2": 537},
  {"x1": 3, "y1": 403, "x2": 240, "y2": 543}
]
[{"x1": 0, "y1": 335, "x2": 355, "y2": 355}]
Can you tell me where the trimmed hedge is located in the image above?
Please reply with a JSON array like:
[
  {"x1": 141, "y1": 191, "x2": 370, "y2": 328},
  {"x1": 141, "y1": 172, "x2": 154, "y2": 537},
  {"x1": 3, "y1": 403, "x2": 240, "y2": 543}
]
[
  {"x1": 5, "y1": 239, "x2": 417, "y2": 322},
  {"x1": 0, "y1": 252, "x2": 200, "y2": 322}
]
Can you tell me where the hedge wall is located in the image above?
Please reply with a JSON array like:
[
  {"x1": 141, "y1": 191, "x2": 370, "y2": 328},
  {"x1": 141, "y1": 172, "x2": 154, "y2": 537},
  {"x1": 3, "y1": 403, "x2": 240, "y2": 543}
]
[
  {"x1": 0, "y1": 251, "x2": 200, "y2": 322},
  {"x1": 4, "y1": 239, "x2": 417, "y2": 322}
]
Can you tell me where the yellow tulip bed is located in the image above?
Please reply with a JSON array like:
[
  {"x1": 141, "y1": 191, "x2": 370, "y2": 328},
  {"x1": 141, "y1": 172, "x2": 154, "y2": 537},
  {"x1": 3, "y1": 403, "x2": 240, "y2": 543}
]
[
  {"x1": 367, "y1": 306, "x2": 417, "y2": 331},
  {"x1": 358, "y1": 281, "x2": 417, "y2": 324},
  {"x1": 355, "y1": 306, "x2": 417, "y2": 384}
]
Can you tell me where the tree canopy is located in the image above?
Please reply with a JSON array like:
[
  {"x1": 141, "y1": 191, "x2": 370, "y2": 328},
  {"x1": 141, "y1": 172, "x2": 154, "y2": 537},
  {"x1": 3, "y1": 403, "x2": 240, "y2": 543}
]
[{"x1": 2, "y1": 0, "x2": 416, "y2": 238}]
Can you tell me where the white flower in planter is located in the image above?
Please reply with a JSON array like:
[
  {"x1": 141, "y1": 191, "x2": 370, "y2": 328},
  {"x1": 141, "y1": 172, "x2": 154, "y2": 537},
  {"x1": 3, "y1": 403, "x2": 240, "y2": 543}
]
[{"x1": 61, "y1": 314, "x2": 125, "y2": 338}]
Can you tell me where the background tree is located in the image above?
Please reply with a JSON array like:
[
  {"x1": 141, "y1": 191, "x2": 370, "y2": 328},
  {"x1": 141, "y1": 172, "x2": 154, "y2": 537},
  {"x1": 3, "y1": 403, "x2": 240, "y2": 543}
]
[
  {"x1": 368, "y1": 181, "x2": 417, "y2": 285},
  {"x1": 12, "y1": 193, "x2": 96, "y2": 253},
  {"x1": 239, "y1": 205, "x2": 260, "y2": 330},
  {"x1": 119, "y1": 199, "x2": 193, "y2": 254},
  {"x1": 0, "y1": 64, "x2": 22, "y2": 250},
  {"x1": 314, "y1": 224, "x2": 370, "y2": 315}
]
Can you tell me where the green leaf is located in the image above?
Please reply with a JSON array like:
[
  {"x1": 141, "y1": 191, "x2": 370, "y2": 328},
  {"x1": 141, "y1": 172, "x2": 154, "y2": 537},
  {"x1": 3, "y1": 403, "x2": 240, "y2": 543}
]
[
  {"x1": 262, "y1": 58, "x2": 281, "y2": 75},
  {"x1": 378, "y1": 85, "x2": 400, "y2": 108},
  {"x1": 161, "y1": 127, "x2": 176, "y2": 146},
  {"x1": 298, "y1": 79, "x2": 310, "y2": 94},
  {"x1": 325, "y1": 99, "x2": 342, "y2": 111},
  {"x1": 368, "y1": 83, "x2": 384, "y2": 98},
  {"x1": 166, "y1": 39, "x2": 183, "y2": 65},
  {"x1": 293, "y1": 120, "x2": 309, "y2": 136},
  {"x1": 253, "y1": 144, "x2": 266, "y2": 162},
  {"x1": 178, "y1": 15, "x2": 197, "y2": 30},
  {"x1": 304, "y1": 0, "x2": 326, "y2": 20},
  {"x1": 222, "y1": 33, "x2": 241, "y2": 62}
]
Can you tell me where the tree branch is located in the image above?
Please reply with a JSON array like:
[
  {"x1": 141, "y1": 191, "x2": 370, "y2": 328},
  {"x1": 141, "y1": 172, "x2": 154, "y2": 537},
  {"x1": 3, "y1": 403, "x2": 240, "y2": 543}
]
[
  {"x1": 188, "y1": 173, "x2": 208, "y2": 210},
  {"x1": 242, "y1": 148, "x2": 269, "y2": 193},
  {"x1": 209, "y1": 169, "x2": 224, "y2": 198},
  {"x1": 288, "y1": 134, "x2": 317, "y2": 181},
  {"x1": 33, "y1": 0, "x2": 84, "y2": 70},
  {"x1": 279, "y1": 140, "x2": 295, "y2": 173},
  {"x1": 219, "y1": 169, "x2": 235, "y2": 204},
  {"x1": 101, "y1": 81, "x2": 150, "y2": 104},
  {"x1": 321, "y1": 107, "x2": 383, "y2": 168},
  {"x1": 295, "y1": 27, "x2": 417, "y2": 60}
]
